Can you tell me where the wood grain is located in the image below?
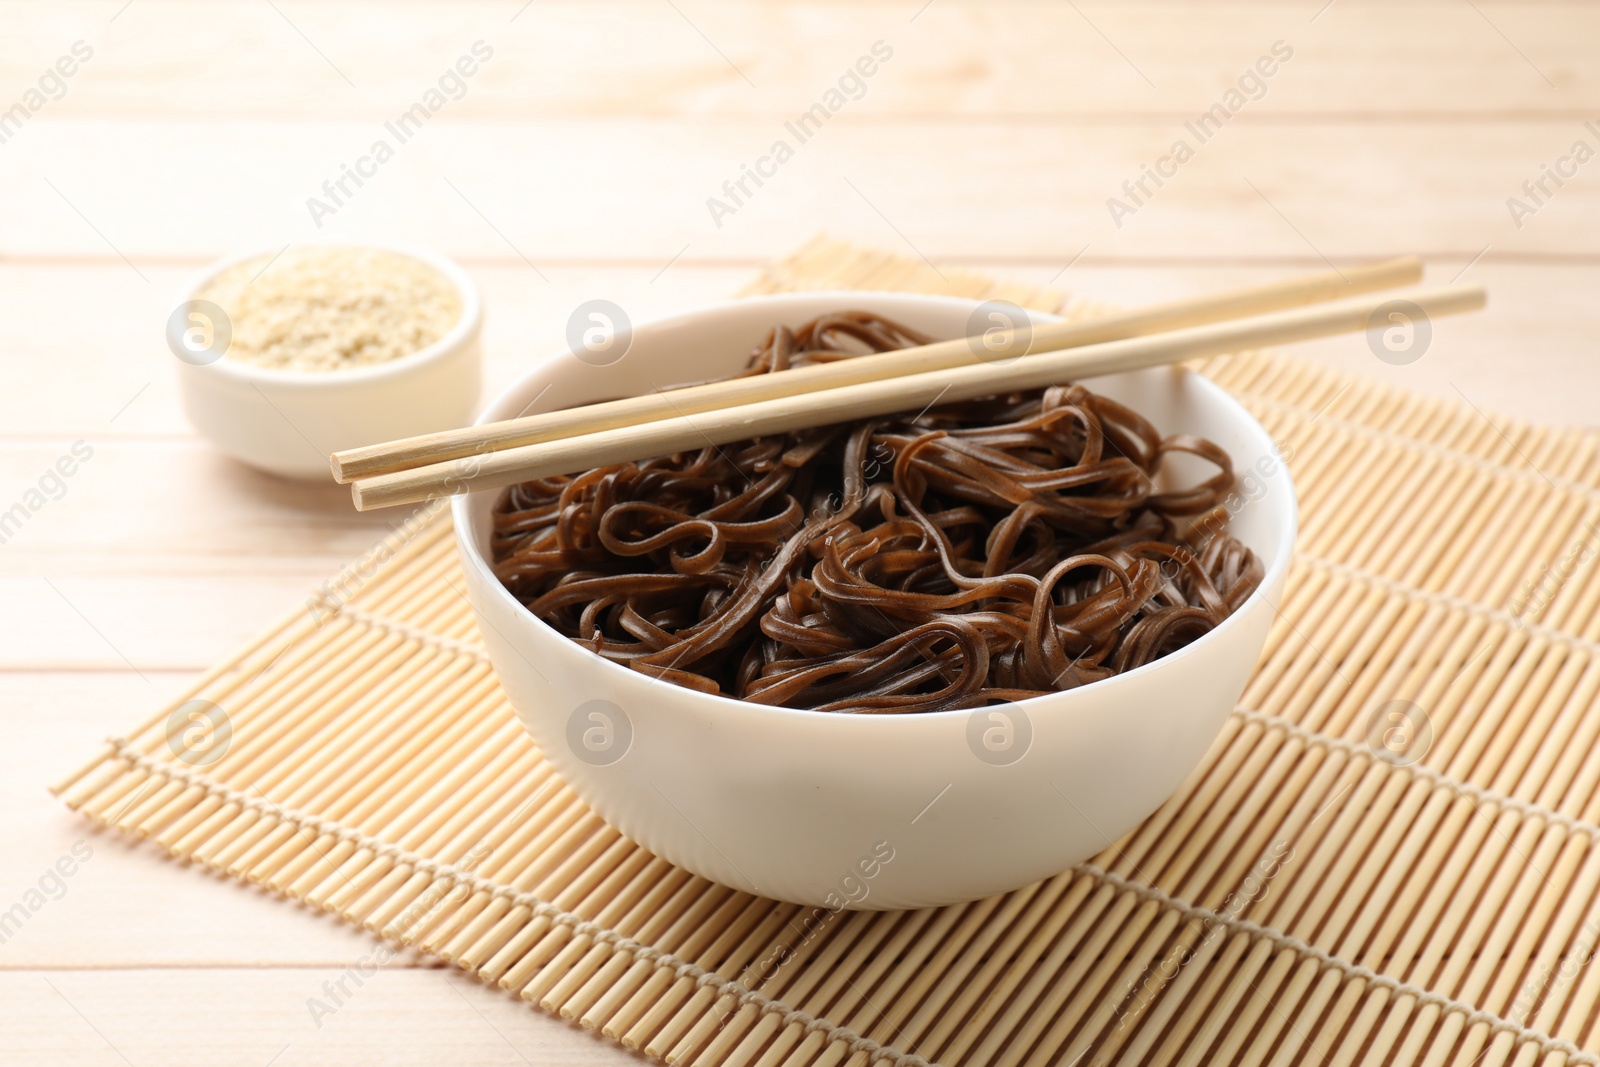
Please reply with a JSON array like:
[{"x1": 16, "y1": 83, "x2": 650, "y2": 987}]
[
  {"x1": 6, "y1": 0, "x2": 1600, "y2": 1063},
  {"x1": 3, "y1": 968, "x2": 633, "y2": 1067},
  {"x1": 5, "y1": 121, "x2": 1599, "y2": 263},
  {"x1": 4, "y1": 2, "x2": 1595, "y2": 118}
]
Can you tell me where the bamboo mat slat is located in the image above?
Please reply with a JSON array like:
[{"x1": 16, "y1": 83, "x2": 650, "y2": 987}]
[{"x1": 54, "y1": 236, "x2": 1600, "y2": 1067}]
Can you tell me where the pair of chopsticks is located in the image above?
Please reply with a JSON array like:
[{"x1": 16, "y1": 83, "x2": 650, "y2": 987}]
[{"x1": 333, "y1": 257, "x2": 1485, "y2": 510}]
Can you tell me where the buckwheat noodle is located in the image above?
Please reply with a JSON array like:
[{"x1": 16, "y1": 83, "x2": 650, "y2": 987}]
[{"x1": 491, "y1": 311, "x2": 1263, "y2": 713}]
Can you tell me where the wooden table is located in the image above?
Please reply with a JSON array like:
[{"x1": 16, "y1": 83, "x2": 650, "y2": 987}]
[{"x1": 4, "y1": 2, "x2": 1596, "y2": 1063}]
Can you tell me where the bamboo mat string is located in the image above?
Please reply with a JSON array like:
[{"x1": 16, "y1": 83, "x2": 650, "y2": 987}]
[
  {"x1": 1242, "y1": 391, "x2": 1600, "y2": 504},
  {"x1": 1227, "y1": 707, "x2": 1600, "y2": 841},
  {"x1": 1296, "y1": 554, "x2": 1600, "y2": 652}
]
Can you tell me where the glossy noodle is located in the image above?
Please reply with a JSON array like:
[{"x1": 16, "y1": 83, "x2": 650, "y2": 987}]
[{"x1": 491, "y1": 311, "x2": 1263, "y2": 713}]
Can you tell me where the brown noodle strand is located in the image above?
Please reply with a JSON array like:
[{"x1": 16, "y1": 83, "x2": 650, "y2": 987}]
[{"x1": 492, "y1": 310, "x2": 1264, "y2": 713}]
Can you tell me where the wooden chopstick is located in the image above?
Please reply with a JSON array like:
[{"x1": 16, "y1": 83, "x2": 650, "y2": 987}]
[
  {"x1": 349, "y1": 283, "x2": 1484, "y2": 510},
  {"x1": 330, "y1": 256, "x2": 1422, "y2": 483}
]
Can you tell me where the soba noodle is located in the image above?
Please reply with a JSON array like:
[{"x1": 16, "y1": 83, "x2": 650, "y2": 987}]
[{"x1": 491, "y1": 311, "x2": 1263, "y2": 713}]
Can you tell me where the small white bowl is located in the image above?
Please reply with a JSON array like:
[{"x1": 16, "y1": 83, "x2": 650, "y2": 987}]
[
  {"x1": 172, "y1": 242, "x2": 483, "y2": 480},
  {"x1": 452, "y1": 292, "x2": 1297, "y2": 910}
]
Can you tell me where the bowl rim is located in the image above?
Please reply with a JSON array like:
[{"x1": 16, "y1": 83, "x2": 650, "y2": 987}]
[
  {"x1": 452, "y1": 289, "x2": 1299, "y2": 725},
  {"x1": 176, "y1": 238, "x2": 483, "y2": 388}
]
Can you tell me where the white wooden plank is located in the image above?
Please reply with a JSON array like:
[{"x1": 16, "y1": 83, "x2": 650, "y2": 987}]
[
  {"x1": 0, "y1": 263, "x2": 754, "y2": 438},
  {"x1": 0, "y1": 5, "x2": 1594, "y2": 1064},
  {"x1": 0, "y1": 967, "x2": 627, "y2": 1066},
  {"x1": 3, "y1": 2, "x2": 1594, "y2": 119},
  {"x1": 948, "y1": 257, "x2": 1600, "y2": 435},
  {"x1": 1, "y1": 120, "x2": 1596, "y2": 266},
  {"x1": 0, "y1": 441, "x2": 456, "y2": 570},
  {"x1": 0, "y1": 258, "x2": 1593, "y2": 446},
  {"x1": 0, "y1": 440, "x2": 399, "y2": 561},
  {"x1": 0, "y1": 573, "x2": 329, "y2": 670}
]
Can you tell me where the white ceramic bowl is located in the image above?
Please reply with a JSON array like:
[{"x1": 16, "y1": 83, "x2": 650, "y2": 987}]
[
  {"x1": 453, "y1": 292, "x2": 1296, "y2": 910},
  {"x1": 173, "y1": 242, "x2": 482, "y2": 480}
]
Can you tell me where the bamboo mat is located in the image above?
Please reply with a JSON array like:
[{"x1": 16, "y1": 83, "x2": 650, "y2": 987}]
[{"x1": 54, "y1": 236, "x2": 1600, "y2": 1067}]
